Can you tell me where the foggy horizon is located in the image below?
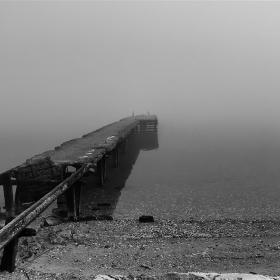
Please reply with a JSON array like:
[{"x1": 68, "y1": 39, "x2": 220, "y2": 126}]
[{"x1": 1, "y1": 1, "x2": 280, "y2": 172}]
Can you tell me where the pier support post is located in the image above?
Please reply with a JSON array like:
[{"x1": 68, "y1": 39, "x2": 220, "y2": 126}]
[
  {"x1": 112, "y1": 146, "x2": 119, "y2": 168},
  {"x1": 121, "y1": 139, "x2": 127, "y2": 155},
  {"x1": 97, "y1": 157, "x2": 106, "y2": 187},
  {"x1": 0, "y1": 173, "x2": 18, "y2": 273},
  {"x1": 65, "y1": 182, "x2": 81, "y2": 222},
  {"x1": 14, "y1": 182, "x2": 23, "y2": 215},
  {"x1": 66, "y1": 185, "x2": 75, "y2": 221},
  {"x1": 131, "y1": 129, "x2": 135, "y2": 142},
  {"x1": 64, "y1": 167, "x2": 81, "y2": 222},
  {"x1": 74, "y1": 183, "x2": 81, "y2": 217}
]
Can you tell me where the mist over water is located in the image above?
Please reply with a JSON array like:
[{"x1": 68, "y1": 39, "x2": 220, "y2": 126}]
[{"x1": 114, "y1": 120, "x2": 280, "y2": 220}]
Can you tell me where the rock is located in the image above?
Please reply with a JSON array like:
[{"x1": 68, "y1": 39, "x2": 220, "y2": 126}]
[
  {"x1": 140, "y1": 264, "x2": 152, "y2": 270},
  {"x1": 58, "y1": 229, "x2": 72, "y2": 239},
  {"x1": 43, "y1": 216, "x2": 62, "y2": 227},
  {"x1": 139, "y1": 215, "x2": 154, "y2": 223},
  {"x1": 19, "y1": 228, "x2": 37, "y2": 237}
]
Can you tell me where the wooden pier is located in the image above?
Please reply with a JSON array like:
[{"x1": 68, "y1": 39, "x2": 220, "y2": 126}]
[{"x1": 0, "y1": 114, "x2": 158, "y2": 272}]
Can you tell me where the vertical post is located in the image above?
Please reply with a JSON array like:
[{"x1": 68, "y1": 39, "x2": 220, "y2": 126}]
[
  {"x1": 65, "y1": 182, "x2": 81, "y2": 222},
  {"x1": 97, "y1": 156, "x2": 106, "y2": 187},
  {"x1": 75, "y1": 183, "x2": 81, "y2": 217},
  {"x1": 121, "y1": 139, "x2": 127, "y2": 155},
  {"x1": 112, "y1": 146, "x2": 119, "y2": 168},
  {"x1": 0, "y1": 173, "x2": 18, "y2": 273},
  {"x1": 65, "y1": 185, "x2": 76, "y2": 221},
  {"x1": 64, "y1": 167, "x2": 78, "y2": 222},
  {"x1": 103, "y1": 156, "x2": 106, "y2": 183},
  {"x1": 15, "y1": 182, "x2": 23, "y2": 215}
]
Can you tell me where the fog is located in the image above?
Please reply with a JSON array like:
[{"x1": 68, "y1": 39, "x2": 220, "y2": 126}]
[{"x1": 1, "y1": 1, "x2": 280, "y2": 172}]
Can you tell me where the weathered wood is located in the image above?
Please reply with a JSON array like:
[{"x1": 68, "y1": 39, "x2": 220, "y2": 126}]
[
  {"x1": 0, "y1": 234, "x2": 19, "y2": 272},
  {"x1": 14, "y1": 182, "x2": 23, "y2": 215},
  {"x1": 66, "y1": 185, "x2": 75, "y2": 221},
  {"x1": 74, "y1": 183, "x2": 81, "y2": 217},
  {"x1": 0, "y1": 162, "x2": 95, "y2": 251},
  {"x1": 0, "y1": 173, "x2": 17, "y2": 272},
  {"x1": 2, "y1": 174, "x2": 14, "y2": 219}
]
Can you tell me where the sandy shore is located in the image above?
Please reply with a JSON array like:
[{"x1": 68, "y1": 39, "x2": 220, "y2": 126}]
[{"x1": 1, "y1": 217, "x2": 280, "y2": 279}]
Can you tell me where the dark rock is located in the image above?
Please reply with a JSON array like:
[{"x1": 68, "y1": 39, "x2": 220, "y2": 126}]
[
  {"x1": 140, "y1": 264, "x2": 152, "y2": 269},
  {"x1": 139, "y1": 215, "x2": 154, "y2": 223}
]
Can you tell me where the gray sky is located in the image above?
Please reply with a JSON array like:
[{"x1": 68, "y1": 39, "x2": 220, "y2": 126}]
[{"x1": 1, "y1": 2, "x2": 280, "y2": 153}]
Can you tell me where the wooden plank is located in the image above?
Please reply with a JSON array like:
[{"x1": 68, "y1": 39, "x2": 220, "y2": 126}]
[{"x1": 0, "y1": 162, "x2": 96, "y2": 251}]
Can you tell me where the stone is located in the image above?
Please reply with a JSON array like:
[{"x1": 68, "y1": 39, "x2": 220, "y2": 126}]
[
  {"x1": 43, "y1": 216, "x2": 62, "y2": 227},
  {"x1": 139, "y1": 215, "x2": 154, "y2": 223}
]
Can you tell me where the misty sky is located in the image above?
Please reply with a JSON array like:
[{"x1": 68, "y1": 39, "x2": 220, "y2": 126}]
[{"x1": 1, "y1": 1, "x2": 280, "y2": 171}]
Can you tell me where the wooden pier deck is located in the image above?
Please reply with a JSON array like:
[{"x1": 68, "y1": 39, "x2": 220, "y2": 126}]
[{"x1": 0, "y1": 114, "x2": 158, "y2": 272}]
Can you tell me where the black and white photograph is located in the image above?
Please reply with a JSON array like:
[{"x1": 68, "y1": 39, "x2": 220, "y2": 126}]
[{"x1": 1, "y1": 1, "x2": 280, "y2": 279}]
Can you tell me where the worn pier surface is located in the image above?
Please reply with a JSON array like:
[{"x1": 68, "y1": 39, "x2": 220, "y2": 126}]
[{"x1": 0, "y1": 114, "x2": 158, "y2": 272}]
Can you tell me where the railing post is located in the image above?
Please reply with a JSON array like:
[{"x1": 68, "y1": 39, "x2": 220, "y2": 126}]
[{"x1": 0, "y1": 173, "x2": 18, "y2": 273}]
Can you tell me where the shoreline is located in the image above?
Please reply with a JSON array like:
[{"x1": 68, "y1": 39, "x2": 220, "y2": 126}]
[{"x1": 1, "y1": 217, "x2": 280, "y2": 279}]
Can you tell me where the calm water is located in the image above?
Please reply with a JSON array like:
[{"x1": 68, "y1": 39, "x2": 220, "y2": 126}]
[
  {"x1": 2, "y1": 121, "x2": 280, "y2": 221},
  {"x1": 80, "y1": 121, "x2": 280, "y2": 221}
]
